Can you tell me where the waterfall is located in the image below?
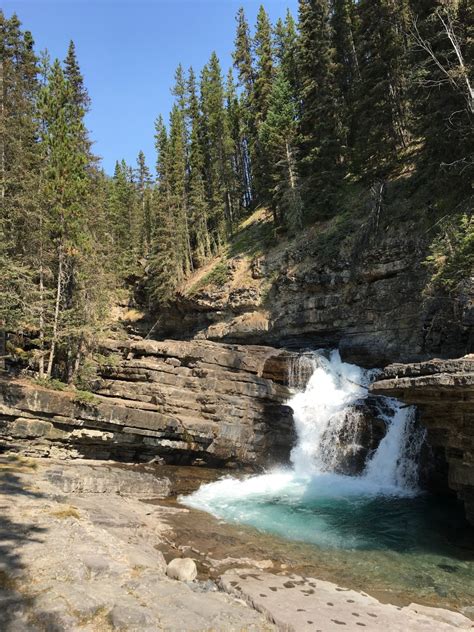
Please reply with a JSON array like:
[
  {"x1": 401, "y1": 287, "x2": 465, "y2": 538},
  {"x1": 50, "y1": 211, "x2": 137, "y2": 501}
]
[
  {"x1": 288, "y1": 350, "x2": 424, "y2": 491},
  {"x1": 182, "y1": 350, "x2": 426, "y2": 549}
]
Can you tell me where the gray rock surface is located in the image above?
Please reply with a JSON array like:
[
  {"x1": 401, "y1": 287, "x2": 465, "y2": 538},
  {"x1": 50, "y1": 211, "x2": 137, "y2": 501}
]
[
  {"x1": 220, "y1": 569, "x2": 474, "y2": 631},
  {"x1": 0, "y1": 457, "x2": 276, "y2": 631}
]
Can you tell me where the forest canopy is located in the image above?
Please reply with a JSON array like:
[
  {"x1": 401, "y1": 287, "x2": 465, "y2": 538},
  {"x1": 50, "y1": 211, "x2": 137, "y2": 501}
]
[{"x1": 0, "y1": 1, "x2": 472, "y2": 382}]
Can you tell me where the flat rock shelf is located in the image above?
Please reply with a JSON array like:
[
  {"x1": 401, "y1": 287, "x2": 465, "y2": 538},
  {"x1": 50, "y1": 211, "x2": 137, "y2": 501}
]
[{"x1": 0, "y1": 456, "x2": 472, "y2": 631}]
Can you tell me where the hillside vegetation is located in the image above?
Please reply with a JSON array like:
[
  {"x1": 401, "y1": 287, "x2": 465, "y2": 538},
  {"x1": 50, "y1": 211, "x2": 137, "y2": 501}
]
[{"x1": 0, "y1": 1, "x2": 472, "y2": 385}]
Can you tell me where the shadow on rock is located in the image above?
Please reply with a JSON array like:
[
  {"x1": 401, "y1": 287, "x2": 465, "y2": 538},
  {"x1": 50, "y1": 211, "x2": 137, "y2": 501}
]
[{"x1": 0, "y1": 455, "x2": 62, "y2": 632}]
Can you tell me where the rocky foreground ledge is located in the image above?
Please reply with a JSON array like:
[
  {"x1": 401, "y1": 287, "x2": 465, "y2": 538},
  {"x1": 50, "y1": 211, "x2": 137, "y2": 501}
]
[
  {"x1": 371, "y1": 356, "x2": 474, "y2": 525},
  {"x1": 1, "y1": 456, "x2": 472, "y2": 632}
]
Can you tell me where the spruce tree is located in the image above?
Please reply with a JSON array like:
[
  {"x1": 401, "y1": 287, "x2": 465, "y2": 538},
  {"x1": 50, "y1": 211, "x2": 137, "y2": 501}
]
[
  {"x1": 233, "y1": 7, "x2": 256, "y2": 204},
  {"x1": 200, "y1": 53, "x2": 232, "y2": 244},
  {"x1": 353, "y1": 0, "x2": 412, "y2": 180},
  {"x1": 252, "y1": 5, "x2": 275, "y2": 204},
  {"x1": 274, "y1": 10, "x2": 301, "y2": 111},
  {"x1": 331, "y1": 0, "x2": 360, "y2": 152},
  {"x1": 168, "y1": 104, "x2": 193, "y2": 275},
  {"x1": 136, "y1": 150, "x2": 153, "y2": 256},
  {"x1": 259, "y1": 69, "x2": 303, "y2": 232},
  {"x1": 187, "y1": 67, "x2": 211, "y2": 264},
  {"x1": 297, "y1": 0, "x2": 345, "y2": 215},
  {"x1": 148, "y1": 116, "x2": 180, "y2": 304}
]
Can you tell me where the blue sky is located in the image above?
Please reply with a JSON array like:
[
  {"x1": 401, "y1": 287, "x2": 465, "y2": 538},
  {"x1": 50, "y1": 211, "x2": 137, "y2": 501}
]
[{"x1": 4, "y1": 0, "x2": 298, "y2": 174}]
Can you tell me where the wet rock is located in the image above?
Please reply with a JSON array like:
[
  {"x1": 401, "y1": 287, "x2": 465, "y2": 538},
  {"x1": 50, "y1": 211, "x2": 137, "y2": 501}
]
[
  {"x1": 166, "y1": 557, "x2": 197, "y2": 582},
  {"x1": 319, "y1": 397, "x2": 388, "y2": 475},
  {"x1": 372, "y1": 356, "x2": 474, "y2": 525}
]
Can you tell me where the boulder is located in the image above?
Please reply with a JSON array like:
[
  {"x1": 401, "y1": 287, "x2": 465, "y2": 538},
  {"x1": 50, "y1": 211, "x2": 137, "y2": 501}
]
[{"x1": 166, "y1": 558, "x2": 197, "y2": 582}]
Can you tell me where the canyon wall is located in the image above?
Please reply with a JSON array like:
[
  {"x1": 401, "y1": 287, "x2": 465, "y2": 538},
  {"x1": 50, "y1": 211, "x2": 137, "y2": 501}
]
[
  {"x1": 148, "y1": 221, "x2": 473, "y2": 367},
  {"x1": 372, "y1": 357, "x2": 474, "y2": 525},
  {"x1": 0, "y1": 339, "x2": 295, "y2": 467}
]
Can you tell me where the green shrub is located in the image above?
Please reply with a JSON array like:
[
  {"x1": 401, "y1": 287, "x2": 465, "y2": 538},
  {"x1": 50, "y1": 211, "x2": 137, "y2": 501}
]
[
  {"x1": 425, "y1": 213, "x2": 474, "y2": 291},
  {"x1": 188, "y1": 262, "x2": 230, "y2": 295},
  {"x1": 73, "y1": 390, "x2": 99, "y2": 407},
  {"x1": 34, "y1": 377, "x2": 68, "y2": 391}
]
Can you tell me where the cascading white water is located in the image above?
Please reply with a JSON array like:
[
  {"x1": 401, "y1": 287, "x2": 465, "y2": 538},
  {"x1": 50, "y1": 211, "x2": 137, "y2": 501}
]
[
  {"x1": 182, "y1": 350, "x2": 426, "y2": 549},
  {"x1": 288, "y1": 350, "x2": 424, "y2": 490}
]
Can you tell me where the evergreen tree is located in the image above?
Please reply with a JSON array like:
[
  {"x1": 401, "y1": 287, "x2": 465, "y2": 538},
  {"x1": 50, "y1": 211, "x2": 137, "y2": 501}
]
[
  {"x1": 274, "y1": 10, "x2": 301, "y2": 111},
  {"x1": 353, "y1": 0, "x2": 412, "y2": 180},
  {"x1": 168, "y1": 104, "x2": 193, "y2": 275},
  {"x1": 259, "y1": 69, "x2": 303, "y2": 232},
  {"x1": 148, "y1": 116, "x2": 180, "y2": 304},
  {"x1": 331, "y1": 0, "x2": 360, "y2": 151},
  {"x1": 297, "y1": 0, "x2": 345, "y2": 215},
  {"x1": 136, "y1": 150, "x2": 153, "y2": 256},
  {"x1": 233, "y1": 6, "x2": 256, "y2": 204},
  {"x1": 252, "y1": 5, "x2": 275, "y2": 203},
  {"x1": 38, "y1": 56, "x2": 106, "y2": 378},
  {"x1": 409, "y1": 0, "x2": 473, "y2": 191},
  {"x1": 253, "y1": 5, "x2": 274, "y2": 123},
  {"x1": 200, "y1": 53, "x2": 232, "y2": 244},
  {"x1": 187, "y1": 67, "x2": 211, "y2": 264},
  {"x1": 225, "y1": 68, "x2": 249, "y2": 211}
]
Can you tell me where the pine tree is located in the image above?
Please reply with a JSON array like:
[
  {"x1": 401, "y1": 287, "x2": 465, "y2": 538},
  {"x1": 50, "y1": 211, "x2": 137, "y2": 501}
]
[
  {"x1": 38, "y1": 56, "x2": 102, "y2": 378},
  {"x1": 136, "y1": 150, "x2": 153, "y2": 255},
  {"x1": 259, "y1": 69, "x2": 303, "y2": 232},
  {"x1": 148, "y1": 116, "x2": 180, "y2": 304},
  {"x1": 254, "y1": 5, "x2": 274, "y2": 123},
  {"x1": 331, "y1": 0, "x2": 360, "y2": 152},
  {"x1": 297, "y1": 0, "x2": 345, "y2": 215},
  {"x1": 225, "y1": 68, "x2": 249, "y2": 211},
  {"x1": 233, "y1": 7, "x2": 256, "y2": 204},
  {"x1": 168, "y1": 104, "x2": 193, "y2": 275},
  {"x1": 274, "y1": 10, "x2": 301, "y2": 111},
  {"x1": 200, "y1": 53, "x2": 232, "y2": 244},
  {"x1": 251, "y1": 5, "x2": 275, "y2": 204},
  {"x1": 64, "y1": 40, "x2": 90, "y2": 112}
]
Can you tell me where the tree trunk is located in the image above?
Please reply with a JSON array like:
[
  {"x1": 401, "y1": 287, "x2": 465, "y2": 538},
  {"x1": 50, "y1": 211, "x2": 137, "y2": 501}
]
[
  {"x1": 38, "y1": 211, "x2": 45, "y2": 379},
  {"x1": 46, "y1": 245, "x2": 63, "y2": 378},
  {"x1": 0, "y1": 59, "x2": 5, "y2": 203}
]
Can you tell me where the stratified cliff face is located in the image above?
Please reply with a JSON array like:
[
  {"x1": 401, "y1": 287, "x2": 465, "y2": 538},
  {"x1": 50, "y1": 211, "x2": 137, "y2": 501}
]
[
  {"x1": 371, "y1": 357, "x2": 474, "y2": 525},
  {"x1": 149, "y1": 222, "x2": 473, "y2": 367},
  {"x1": 0, "y1": 339, "x2": 295, "y2": 467}
]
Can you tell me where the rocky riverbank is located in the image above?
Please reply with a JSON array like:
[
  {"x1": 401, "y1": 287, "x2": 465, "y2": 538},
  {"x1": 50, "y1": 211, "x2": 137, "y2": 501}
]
[{"x1": 1, "y1": 456, "x2": 472, "y2": 632}]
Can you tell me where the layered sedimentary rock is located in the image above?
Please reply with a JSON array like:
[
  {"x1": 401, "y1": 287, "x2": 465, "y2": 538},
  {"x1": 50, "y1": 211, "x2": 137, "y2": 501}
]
[
  {"x1": 149, "y1": 225, "x2": 473, "y2": 367},
  {"x1": 0, "y1": 339, "x2": 295, "y2": 466},
  {"x1": 371, "y1": 356, "x2": 474, "y2": 524}
]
